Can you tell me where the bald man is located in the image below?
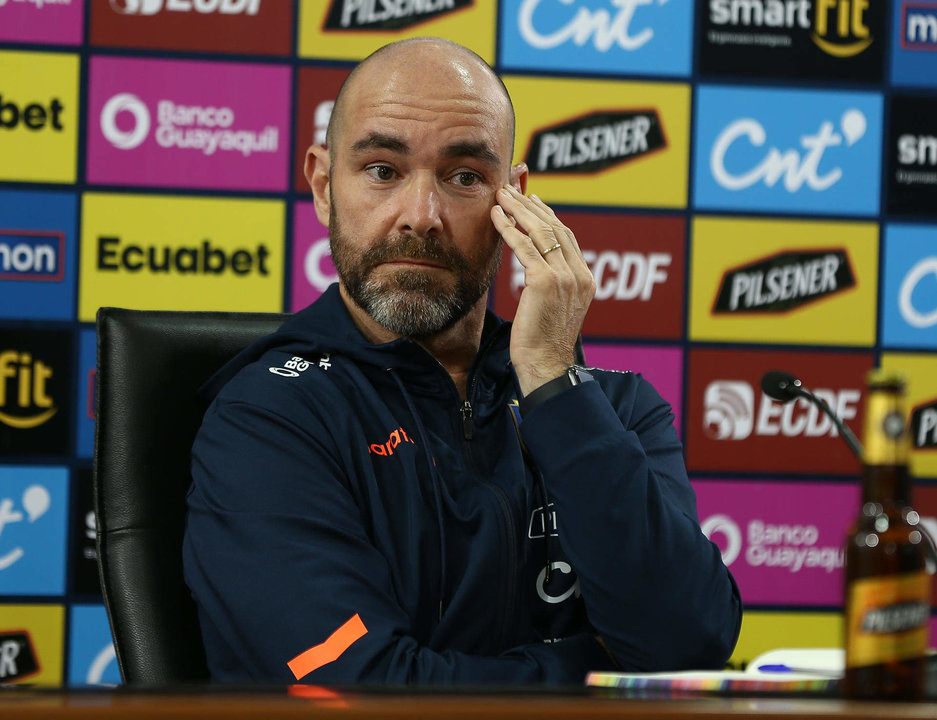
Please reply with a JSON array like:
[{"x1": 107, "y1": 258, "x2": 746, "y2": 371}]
[{"x1": 184, "y1": 38, "x2": 741, "y2": 685}]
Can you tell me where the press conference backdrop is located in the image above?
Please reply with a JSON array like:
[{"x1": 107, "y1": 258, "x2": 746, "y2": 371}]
[{"x1": 1, "y1": 0, "x2": 936, "y2": 687}]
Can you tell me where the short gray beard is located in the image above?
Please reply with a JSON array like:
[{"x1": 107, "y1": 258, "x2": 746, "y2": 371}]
[{"x1": 329, "y1": 211, "x2": 501, "y2": 339}]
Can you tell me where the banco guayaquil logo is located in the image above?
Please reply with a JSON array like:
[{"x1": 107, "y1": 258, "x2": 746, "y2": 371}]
[
  {"x1": 99, "y1": 92, "x2": 277, "y2": 157},
  {"x1": 524, "y1": 109, "x2": 665, "y2": 174},
  {"x1": 323, "y1": 0, "x2": 472, "y2": 30}
]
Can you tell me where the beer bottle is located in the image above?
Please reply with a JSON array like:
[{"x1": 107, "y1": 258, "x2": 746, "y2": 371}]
[{"x1": 844, "y1": 370, "x2": 929, "y2": 700}]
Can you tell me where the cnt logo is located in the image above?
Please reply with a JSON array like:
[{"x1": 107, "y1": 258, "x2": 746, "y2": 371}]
[
  {"x1": 711, "y1": 108, "x2": 866, "y2": 193},
  {"x1": 517, "y1": 0, "x2": 669, "y2": 53},
  {"x1": 510, "y1": 249, "x2": 669, "y2": 302},
  {"x1": 712, "y1": 248, "x2": 855, "y2": 314},
  {"x1": 99, "y1": 93, "x2": 277, "y2": 156},
  {"x1": 109, "y1": 0, "x2": 261, "y2": 14},
  {"x1": 0, "y1": 230, "x2": 64, "y2": 282},
  {"x1": 0, "y1": 631, "x2": 39, "y2": 683},
  {"x1": 524, "y1": 109, "x2": 666, "y2": 175},
  {"x1": 323, "y1": 0, "x2": 471, "y2": 31},
  {"x1": 901, "y1": 1, "x2": 937, "y2": 50},
  {"x1": 703, "y1": 379, "x2": 859, "y2": 441},
  {"x1": 700, "y1": 513, "x2": 844, "y2": 574},
  {"x1": 0, "y1": 351, "x2": 56, "y2": 430},
  {"x1": 0, "y1": 484, "x2": 51, "y2": 571},
  {"x1": 899, "y1": 257, "x2": 937, "y2": 330}
]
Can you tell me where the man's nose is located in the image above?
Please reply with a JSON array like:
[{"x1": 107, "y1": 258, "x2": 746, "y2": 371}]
[{"x1": 397, "y1": 174, "x2": 442, "y2": 237}]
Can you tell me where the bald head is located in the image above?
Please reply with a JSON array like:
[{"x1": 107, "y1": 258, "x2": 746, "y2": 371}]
[{"x1": 325, "y1": 37, "x2": 515, "y2": 158}]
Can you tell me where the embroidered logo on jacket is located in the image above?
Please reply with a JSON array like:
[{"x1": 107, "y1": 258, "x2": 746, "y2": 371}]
[
  {"x1": 368, "y1": 427, "x2": 415, "y2": 456},
  {"x1": 268, "y1": 356, "x2": 310, "y2": 377}
]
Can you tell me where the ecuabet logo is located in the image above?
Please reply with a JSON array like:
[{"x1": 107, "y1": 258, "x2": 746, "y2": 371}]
[
  {"x1": 0, "y1": 230, "x2": 64, "y2": 282},
  {"x1": 523, "y1": 109, "x2": 665, "y2": 175},
  {"x1": 500, "y1": 0, "x2": 693, "y2": 76},
  {"x1": 694, "y1": 86, "x2": 882, "y2": 216},
  {"x1": 109, "y1": 0, "x2": 260, "y2": 13}
]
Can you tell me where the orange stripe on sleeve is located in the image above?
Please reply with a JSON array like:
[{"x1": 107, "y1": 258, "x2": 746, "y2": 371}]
[{"x1": 287, "y1": 613, "x2": 368, "y2": 680}]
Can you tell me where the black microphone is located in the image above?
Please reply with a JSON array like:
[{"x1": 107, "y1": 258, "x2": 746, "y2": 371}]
[{"x1": 760, "y1": 370, "x2": 864, "y2": 460}]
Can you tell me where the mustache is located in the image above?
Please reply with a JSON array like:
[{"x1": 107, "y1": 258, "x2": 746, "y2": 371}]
[{"x1": 360, "y1": 235, "x2": 469, "y2": 272}]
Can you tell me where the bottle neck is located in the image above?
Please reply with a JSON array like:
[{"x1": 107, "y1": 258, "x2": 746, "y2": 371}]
[{"x1": 862, "y1": 384, "x2": 912, "y2": 506}]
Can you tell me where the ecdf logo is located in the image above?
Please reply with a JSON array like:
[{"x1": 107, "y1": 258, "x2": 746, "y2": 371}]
[
  {"x1": 99, "y1": 93, "x2": 277, "y2": 157},
  {"x1": 0, "y1": 230, "x2": 63, "y2": 282},
  {"x1": 109, "y1": 0, "x2": 261, "y2": 14},
  {"x1": 703, "y1": 379, "x2": 859, "y2": 441},
  {"x1": 711, "y1": 108, "x2": 866, "y2": 193},
  {"x1": 0, "y1": 351, "x2": 56, "y2": 430}
]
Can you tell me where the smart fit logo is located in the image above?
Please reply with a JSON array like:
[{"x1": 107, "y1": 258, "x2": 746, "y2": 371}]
[
  {"x1": 0, "y1": 350, "x2": 56, "y2": 430},
  {"x1": 812, "y1": 0, "x2": 872, "y2": 57}
]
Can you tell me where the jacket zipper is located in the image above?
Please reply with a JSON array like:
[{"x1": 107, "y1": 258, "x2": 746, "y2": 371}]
[{"x1": 460, "y1": 400, "x2": 473, "y2": 440}]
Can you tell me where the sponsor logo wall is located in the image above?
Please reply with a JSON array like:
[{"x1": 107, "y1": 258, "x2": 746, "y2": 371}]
[{"x1": 0, "y1": 0, "x2": 935, "y2": 686}]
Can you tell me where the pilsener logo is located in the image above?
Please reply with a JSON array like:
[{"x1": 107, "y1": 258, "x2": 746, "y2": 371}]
[
  {"x1": 910, "y1": 398, "x2": 937, "y2": 450},
  {"x1": 901, "y1": 2, "x2": 937, "y2": 49},
  {"x1": 323, "y1": 0, "x2": 472, "y2": 30},
  {"x1": 524, "y1": 109, "x2": 665, "y2": 174},
  {"x1": 0, "y1": 230, "x2": 63, "y2": 282},
  {"x1": 100, "y1": 93, "x2": 277, "y2": 157},
  {"x1": 0, "y1": 351, "x2": 56, "y2": 430},
  {"x1": 712, "y1": 249, "x2": 856, "y2": 314},
  {"x1": 703, "y1": 379, "x2": 859, "y2": 441},
  {"x1": 109, "y1": 0, "x2": 261, "y2": 14},
  {"x1": 0, "y1": 631, "x2": 39, "y2": 683}
]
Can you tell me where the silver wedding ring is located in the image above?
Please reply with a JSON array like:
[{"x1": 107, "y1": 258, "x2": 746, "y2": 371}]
[{"x1": 541, "y1": 242, "x2": 562, "y2": 256}]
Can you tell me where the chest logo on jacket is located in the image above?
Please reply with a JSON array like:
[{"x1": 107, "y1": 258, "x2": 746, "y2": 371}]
[{"x1": 368, "y1": 427, "x2": 415, "y2": 457}]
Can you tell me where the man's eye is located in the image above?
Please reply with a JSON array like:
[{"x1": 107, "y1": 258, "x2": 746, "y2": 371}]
[
  {"x1": 453, "y1": 171, "x2": 481, "y2": 187},
  {"x1": 367, "y1": 165, "x2": 396, "y2": 181}
]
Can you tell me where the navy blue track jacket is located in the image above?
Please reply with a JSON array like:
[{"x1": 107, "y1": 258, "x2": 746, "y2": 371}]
[{"x1": 183, "y1": 284, "x2": 741, "y2": 684}]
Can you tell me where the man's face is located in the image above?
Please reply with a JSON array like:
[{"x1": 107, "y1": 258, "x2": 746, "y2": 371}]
[{"x1": 319, "y1": 50, "x2": 516, "y2": 338}]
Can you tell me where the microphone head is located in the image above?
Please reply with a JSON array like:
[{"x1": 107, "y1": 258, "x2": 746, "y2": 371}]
[{"x1": 761, "y1": 370, "x2": 804, "y2": 403}]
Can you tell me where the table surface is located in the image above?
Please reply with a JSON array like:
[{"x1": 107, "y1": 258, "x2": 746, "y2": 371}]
[{"x1": 4, "y1": 686, "x2": 937, "y2": 720}]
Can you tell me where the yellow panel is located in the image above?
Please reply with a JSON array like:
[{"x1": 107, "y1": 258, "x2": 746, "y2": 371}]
[
  {"x1": 506, "y1": 76, "x2": 690, "y2": 209},
  {"x1": 0, "y1": 604, "x2": 64, "y2": 686},
  {"x1": 730, "y1": 611, "x2": 843, "y2": 670},
  {"x1": 78, "y1": 193, "x2": 285, "y2": 321},
  {"x1": 297, "y1": 0, "x2": 496, "y2": 63},
  {"x1": 690, "y1": 216, "x2": 878, "y2": 346},
  {"x1": 881, "y1": 353, "x2": 937, "y2": 478},
  {"x1": 0, "y1": 51, "x2": 79, "y2": 184}
]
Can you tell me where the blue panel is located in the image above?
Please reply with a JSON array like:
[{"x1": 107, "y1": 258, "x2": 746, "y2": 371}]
[
  {"x1": 882, "y1": 224, "x2": 937, "y2": 348},
  {"x1": 693, "y1": 85, "x2": 883, "y2": 217},
  {"x1": 75, "y1": 329, "x2": 96, "y2": 460},
  {"x1": 0, "y1": 190, "x2": 77, "y2": 321},
  {"x1": 498, "y1": 0, "x2": 693, "y2": 77},
  {"x1": 68, "y1": 605, "x2": 120, "y2": 687},
  {"x1": 0, "y1": 466, "x2": 68, "y2": 595}
]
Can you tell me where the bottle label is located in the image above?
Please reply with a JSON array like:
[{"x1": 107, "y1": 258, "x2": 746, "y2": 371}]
[{"x1": 846, "y1": 571, "x2": 929, "y2": 667}]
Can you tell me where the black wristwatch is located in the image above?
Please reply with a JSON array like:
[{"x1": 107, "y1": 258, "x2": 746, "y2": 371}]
[{"x1": 517, "y1": 365, "x2": 594, "y2": 417}]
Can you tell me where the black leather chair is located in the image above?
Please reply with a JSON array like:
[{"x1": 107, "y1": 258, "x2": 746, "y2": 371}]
[{"x1": 93, "y1": 307, "x2": 288, "y2": 684}]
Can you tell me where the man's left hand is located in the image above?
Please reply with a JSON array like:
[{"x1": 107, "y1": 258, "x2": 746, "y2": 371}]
[{"x1": 491, "y1": 185, "x2": 596, "y2": 397}]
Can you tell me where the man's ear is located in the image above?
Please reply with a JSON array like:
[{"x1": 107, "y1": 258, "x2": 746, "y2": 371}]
[
  {"x1": 305, "y1": 144, "x2": 332, "y2": 226},
  {"x1": 510, "y1": 162, "x2": 529, "y2": 195}
]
